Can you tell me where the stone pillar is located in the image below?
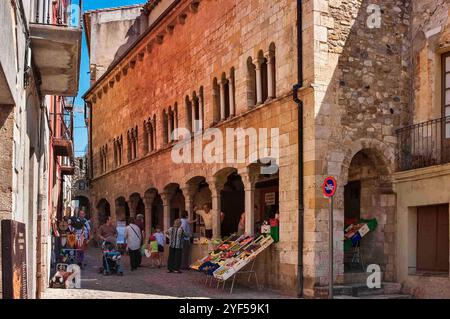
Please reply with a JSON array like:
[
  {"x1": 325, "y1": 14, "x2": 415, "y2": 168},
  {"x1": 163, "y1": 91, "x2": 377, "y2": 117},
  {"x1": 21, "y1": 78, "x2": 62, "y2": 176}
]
[
  {"x1": 191, "y1": 98, "x2": 197, "y2": 133},
  {"x1": 209, "y1": 179, "x2": 224, "y2": 239},
  {"x1": 228, "y1": 75, "x2": 235, "y2": 117},
  {"x1": 198, "y1": 94, "x2": 204, "y2": 130},
  {"x1": 265, "y1": 51, "x2": 275, "y2": 99},
  {"x1": 241, "y1": 171, "x2": 256, "y2": 236},
  {"x1": 219, "y1": 79, "x2": 226, "y2": 120},
  {"x1": 181, "y1": 185, "x2": 197, "y2": 221},
  {"x1": 168, "y1": 112, "x2": 173, "y2": 143},
  {"x1": 161, "y1": 192, "x2": 172, "y2": 231},
  {"x1": 144, "y1": 193, "x2": 156, "y2": 242},
  {"x1": 174, "y1": 108, "x2": 178, "y2": 140},
  {"x1": 256, "y1": 60, "x2": 263, "y2": 105}
]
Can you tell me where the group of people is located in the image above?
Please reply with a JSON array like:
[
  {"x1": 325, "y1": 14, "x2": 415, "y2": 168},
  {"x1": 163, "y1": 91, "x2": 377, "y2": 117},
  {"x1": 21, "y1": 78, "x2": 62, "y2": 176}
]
[{"x1": 95, "y1": 202, "x2": 251, "y2": 274}]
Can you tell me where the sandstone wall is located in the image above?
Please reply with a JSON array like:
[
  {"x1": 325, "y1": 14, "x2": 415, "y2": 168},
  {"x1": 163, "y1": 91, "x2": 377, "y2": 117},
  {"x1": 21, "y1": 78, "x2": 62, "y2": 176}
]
[{"x1": 87, "y1": 0, "x2": 300, "y2": 293}]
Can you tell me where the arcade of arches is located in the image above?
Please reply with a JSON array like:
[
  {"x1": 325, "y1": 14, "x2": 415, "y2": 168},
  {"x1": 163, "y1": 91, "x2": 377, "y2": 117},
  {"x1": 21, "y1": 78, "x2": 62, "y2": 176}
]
[{"x1": 92, "y1": 166, "x2": 280, "y2": 242}]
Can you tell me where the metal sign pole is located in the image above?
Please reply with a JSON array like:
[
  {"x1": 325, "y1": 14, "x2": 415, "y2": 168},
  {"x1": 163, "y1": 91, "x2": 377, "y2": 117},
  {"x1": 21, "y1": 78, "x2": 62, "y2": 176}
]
[{"x1": 329, "y1": 195, "x2": 334, "y2": 299}]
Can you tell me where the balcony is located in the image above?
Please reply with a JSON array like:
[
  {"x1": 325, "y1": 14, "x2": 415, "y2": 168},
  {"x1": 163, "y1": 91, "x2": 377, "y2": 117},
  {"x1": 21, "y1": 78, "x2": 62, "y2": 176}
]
[
  {"x1": 53, "y1": 106, "x2": 74, "y2": 158},
  {"x1": 396, "y1": 116, "x2": 450, "y2": 171},
  {"x1": 29, "y1": 0, "x2": 82, "y2": 96}
]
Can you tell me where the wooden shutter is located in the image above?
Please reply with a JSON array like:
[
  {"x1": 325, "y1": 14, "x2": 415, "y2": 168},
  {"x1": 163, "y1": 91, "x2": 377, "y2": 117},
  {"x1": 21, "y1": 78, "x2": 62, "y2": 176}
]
[{"x1": 417, "y1": 204, "x2": 449, "y2": 272}]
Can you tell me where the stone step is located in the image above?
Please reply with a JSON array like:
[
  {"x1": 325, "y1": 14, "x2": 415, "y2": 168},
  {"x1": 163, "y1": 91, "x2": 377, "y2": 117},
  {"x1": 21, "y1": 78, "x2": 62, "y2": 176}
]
[{"x1": 333, "y1": 282, "x2": 402, "y2": 297}]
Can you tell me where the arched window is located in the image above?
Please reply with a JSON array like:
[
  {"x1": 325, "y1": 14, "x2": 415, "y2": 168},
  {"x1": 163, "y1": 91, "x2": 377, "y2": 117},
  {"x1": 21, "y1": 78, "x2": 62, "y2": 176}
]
[
  {"x1": 143, "y1": 121, "x2": 149, "y2": 155},
  {"x1": 118, "y1": 135, "x2": 123, "y2": 166},
  {"x1": 127, "y1": 130, "x2": 132, "y2": 162},
  {"x1": 247, "y1": 57, "x2": 257, "y2": 108},
  {"x1": 199, "y1": 86, "x2": 205, "y2": 130},
  {"x1": 185, "y1": 96, "x2": 193, "y2": 133},
  {"x1": 192, "y1": 91, "x2": 199, "y2": 132},
  {"x1": 133, "y1": 126, "x2": 138, "y2": 159},
  {"x1": 257, "y1": 50, "x2": 268, "y2": 103},
  {"x1": 113, "y1": 138, "x2": 118, "y2": 167},
  {"x1": 152, "y1": 115, "x2": 157, "y2": 150},
  {"x1": 212, "y1": 78, "x2": 221, "y2": 124},
  {"x1": 268, "y1": 42, "x2": 276, "y2": 99},
  {"x1": 162, "y1": 110, "x2": 169, "y2": 145}
]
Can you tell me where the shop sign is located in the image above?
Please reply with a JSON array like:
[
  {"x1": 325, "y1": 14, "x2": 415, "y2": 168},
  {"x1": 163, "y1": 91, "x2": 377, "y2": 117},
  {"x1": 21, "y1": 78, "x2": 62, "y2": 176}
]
[
  {"x1": 1, "y1": 220, "x2": 28, "y2": 299},
  {"x1": 264, "y1": 192, "x2": 276, "y2": 205}
]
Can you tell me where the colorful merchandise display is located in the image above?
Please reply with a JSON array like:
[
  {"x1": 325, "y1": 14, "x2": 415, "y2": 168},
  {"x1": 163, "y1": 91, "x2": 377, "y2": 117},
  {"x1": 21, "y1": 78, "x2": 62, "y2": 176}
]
[
  {"x1": 344, "y1": 218, "x2": 378, "y2": 252},
  {"x1": 190, "y1": 234, "x2": 274, "y2": 282}
]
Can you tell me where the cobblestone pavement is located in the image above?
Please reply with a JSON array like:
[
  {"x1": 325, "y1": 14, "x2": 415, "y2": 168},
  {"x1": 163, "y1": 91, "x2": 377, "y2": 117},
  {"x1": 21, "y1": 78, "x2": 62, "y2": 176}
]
[{"x1": 42, "y1": 248, "x2": 294, "y2": 299}]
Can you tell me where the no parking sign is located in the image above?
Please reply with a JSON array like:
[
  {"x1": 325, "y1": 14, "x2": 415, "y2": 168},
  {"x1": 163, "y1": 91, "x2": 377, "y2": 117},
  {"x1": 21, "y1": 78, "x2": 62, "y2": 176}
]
[
  {"x1": 322, "y1": 176, "x2": 337, "y2": 299},
  {"x1": 322, "y1": 176, "x2": 337, "y2": 198}
]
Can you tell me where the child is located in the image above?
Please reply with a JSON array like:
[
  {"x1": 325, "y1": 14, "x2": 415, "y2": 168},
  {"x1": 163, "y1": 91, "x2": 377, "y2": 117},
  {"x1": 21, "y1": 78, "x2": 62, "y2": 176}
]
[
  {"x1": 154, "y1": 227, "x2": 165, "y2": 267},
  {"x1": 147, "y1": 235, "x2": 160, "y2": 268}
]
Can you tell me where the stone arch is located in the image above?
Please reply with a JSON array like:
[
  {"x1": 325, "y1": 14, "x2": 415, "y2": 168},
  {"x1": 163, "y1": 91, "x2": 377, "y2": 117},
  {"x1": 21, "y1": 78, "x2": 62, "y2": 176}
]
[
  {"x1": 337, "y1": 138, "x2": 397, "y2": 281},
  {"x1": 339, "y1": 138, "x2": 394, "y2": 188}
]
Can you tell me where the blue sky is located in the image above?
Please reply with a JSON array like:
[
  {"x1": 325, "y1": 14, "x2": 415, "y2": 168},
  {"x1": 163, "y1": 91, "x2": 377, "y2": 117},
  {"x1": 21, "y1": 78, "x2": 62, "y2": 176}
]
[{"x1": 73, "y1": 0, "x2": 146, "y2": 156}]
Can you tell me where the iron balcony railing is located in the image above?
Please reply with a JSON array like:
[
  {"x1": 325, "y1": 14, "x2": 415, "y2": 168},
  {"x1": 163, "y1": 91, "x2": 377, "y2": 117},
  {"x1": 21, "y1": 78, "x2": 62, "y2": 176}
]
[
  {"x1": 33, "y1": 0, "x2": 82, "y2": 28},
  {"x1": 396, "y1": 116, "x2": 450, "y2": 171}
]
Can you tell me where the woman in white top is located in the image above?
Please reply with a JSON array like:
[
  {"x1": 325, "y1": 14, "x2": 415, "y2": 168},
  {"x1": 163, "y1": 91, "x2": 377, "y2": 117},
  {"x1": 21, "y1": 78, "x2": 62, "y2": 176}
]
[{"x1": 124, "y1": 217, "x2": 142, "y2": 271}]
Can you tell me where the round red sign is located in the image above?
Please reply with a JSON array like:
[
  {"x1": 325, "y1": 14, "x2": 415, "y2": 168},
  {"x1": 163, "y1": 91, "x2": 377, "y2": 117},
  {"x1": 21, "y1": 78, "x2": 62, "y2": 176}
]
[{"x1": 322, "y1": 177, "x2": 337, "y2": 198}]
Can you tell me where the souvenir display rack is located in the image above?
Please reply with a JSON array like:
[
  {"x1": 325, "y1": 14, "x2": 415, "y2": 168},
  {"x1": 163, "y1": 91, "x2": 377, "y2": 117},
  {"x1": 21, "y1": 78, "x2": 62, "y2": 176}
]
[{"x1": 191, "y1": 233, "x2": 274, "y2": 294}]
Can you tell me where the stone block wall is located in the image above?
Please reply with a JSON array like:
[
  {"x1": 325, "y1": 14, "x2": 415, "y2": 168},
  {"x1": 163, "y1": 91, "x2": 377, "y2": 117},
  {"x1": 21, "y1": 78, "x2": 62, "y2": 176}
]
[{"x1": 86, "y1": 0, "x2": 300, "y2": 294}]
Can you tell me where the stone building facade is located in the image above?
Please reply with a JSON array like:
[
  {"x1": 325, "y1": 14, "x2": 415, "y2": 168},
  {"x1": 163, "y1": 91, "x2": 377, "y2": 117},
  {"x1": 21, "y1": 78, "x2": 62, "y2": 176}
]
[
  {"x1": 84, "y1": 0, "x2": 450, "y2": 298},
  {"x1": 1, "y1": 0, "x2": 81, "y2": 298}
]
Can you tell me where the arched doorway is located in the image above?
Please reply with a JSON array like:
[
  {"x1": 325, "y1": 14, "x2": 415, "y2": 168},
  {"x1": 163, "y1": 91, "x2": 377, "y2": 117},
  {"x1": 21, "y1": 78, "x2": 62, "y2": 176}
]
[
  {"x1": 343, "y1": 148, "x2": 395, "y2": 279},
  {"x1": 96, "y1": 199, "x2": 111, "y2": 225}
]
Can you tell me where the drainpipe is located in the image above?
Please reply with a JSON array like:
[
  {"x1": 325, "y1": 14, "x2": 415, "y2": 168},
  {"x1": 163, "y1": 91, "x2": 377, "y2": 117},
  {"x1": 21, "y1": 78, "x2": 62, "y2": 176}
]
[{"x1": 293, "y1": 0, "x2": 304, "y2": 298}]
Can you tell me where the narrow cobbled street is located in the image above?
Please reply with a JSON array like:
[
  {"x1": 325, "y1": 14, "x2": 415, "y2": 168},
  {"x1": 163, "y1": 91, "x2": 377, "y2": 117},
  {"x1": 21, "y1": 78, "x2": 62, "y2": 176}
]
[{"x1": 42, "y1": 248, "x2": 293, "y2": 299}]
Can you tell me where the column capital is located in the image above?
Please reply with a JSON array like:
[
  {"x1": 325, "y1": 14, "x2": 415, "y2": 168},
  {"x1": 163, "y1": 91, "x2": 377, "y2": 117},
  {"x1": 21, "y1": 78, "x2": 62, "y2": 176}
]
[
  {"x1": 144, "y1": 193, "x2": 156, "y2": 206},
  {"x1": 239, "y1": 169, "x2": 257, "y2": 190},
  {"x1": 181, "y1": 185, "x2": 197, "y2": 198},
  {"x1": 160, "y1": 192, "x2": 174, "y2": 204}
]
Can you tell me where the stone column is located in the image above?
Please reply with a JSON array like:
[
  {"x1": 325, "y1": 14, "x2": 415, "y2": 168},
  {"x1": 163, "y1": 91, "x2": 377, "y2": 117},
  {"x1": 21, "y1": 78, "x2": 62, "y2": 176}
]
[
  {"x1": 256, "y1": 59, "x2": 264, "y2": 105},
  {"x1": 228, "y1": 75, "x2": 235, "y2": 117},
  {"x1": 198, "y1": 93, "x2": 204, "y2": 131},
  {"x1": 219, "y1": 79, "x2": 227, "y2": 120},
  {"x1": 191, "y1": 98, "x2": 197, "y2": 133},
  {"x1": 161, "y1": 192, "x2": 173, "y2": 231},
  {"x1": 241, "y1": 171, "x2": 256, "y2": 236},
  {"x1": 209, "y1": 179, "x2": 224, "y2": 239},
  {"x1": 168, "y1": 112, "x2": 173, "y2": 143},
  {"x1": 181, "y1": 185, "x2": 197, "y2": 222},
  {"x1": 265, "y1": 51, "x2": 275, "y2": 99},
  {"x1": 144, "y1": 193, "x2": 156, "y2": 241}
]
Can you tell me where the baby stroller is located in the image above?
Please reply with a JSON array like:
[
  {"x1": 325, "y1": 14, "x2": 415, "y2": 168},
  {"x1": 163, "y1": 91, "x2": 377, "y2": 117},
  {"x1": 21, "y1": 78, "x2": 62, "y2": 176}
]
[{"x1": 99, "y1": 241, "x2": 123, "y2": 276}]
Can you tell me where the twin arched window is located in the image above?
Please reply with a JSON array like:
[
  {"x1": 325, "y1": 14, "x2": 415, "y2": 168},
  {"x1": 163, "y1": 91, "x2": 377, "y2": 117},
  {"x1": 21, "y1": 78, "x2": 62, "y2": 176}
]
[
  {"x1": 247, "y1": 43, "x2": 276, "y2": 108},
  {"x1": 213, "y1": 69, "x2": 235, "y2": 123},
  {"x1": 186, "y1": 87, "x2": 205, "y2": 133},
  {"x1": 127, "y1": 127, "x2": 138, "y2": 162},
  {"x1": 144, "y1": 115, "x2": 157, "y2": 153},
  {"x1": 113, "y1": 135, "x2": 123, "y2": 168}
]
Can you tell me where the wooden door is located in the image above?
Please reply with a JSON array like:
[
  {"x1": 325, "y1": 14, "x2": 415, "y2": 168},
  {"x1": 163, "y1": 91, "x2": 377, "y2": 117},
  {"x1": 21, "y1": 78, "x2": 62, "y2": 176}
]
[{"x1": 417, "y1": 204, "x2": 449, "y2": 272}]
